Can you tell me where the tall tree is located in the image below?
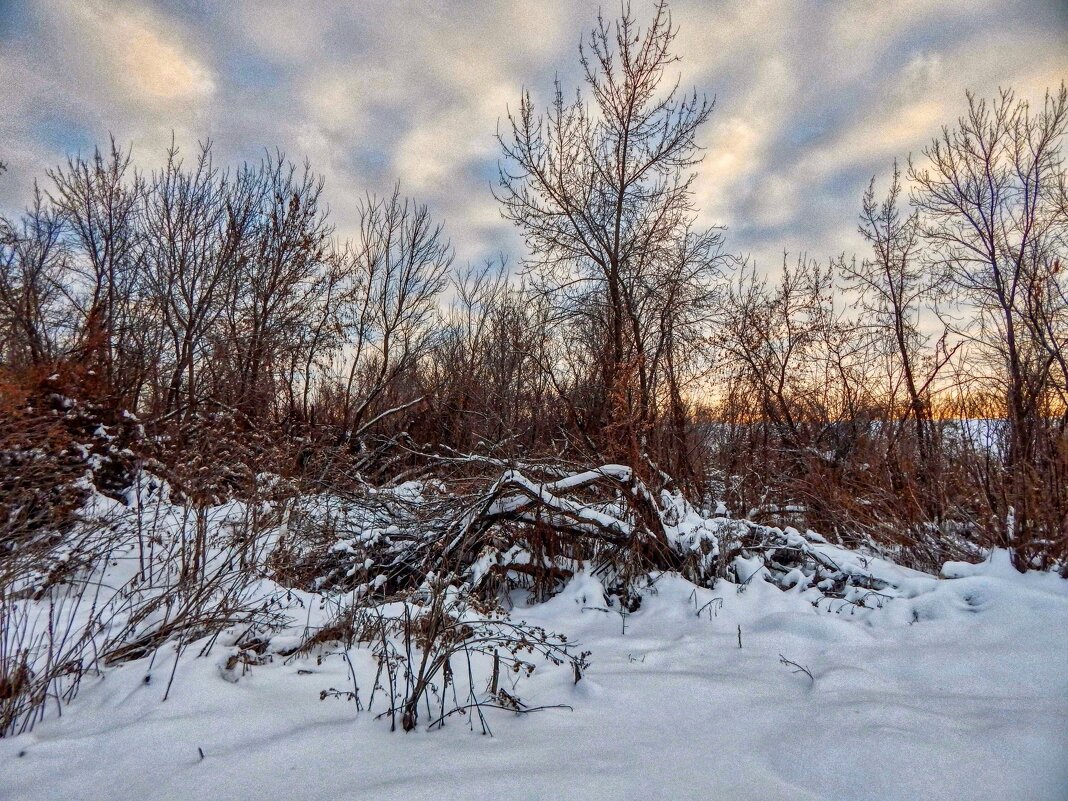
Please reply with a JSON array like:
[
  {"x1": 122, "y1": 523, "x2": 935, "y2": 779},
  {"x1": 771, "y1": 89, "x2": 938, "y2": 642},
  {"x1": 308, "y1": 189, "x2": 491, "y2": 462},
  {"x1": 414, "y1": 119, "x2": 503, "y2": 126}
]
[
  {"x1": 0, "y1": 186, "x2": 67, "y2": 367},
  {"x1": 839, "y1": 164, "x2": 956, "y2": 522},
  {"x1": 141, "y1": 142, "x2": 259, "y2": 419},
  {"x1": 48, "y1": 139, "x2": 144, "y2": 402},
  {"x1": 910, "y1": 84, "x2": 1068, "y2": 565},
  {"x1": 219, "y1": 153, "x2": 333, "y2": 421},
  {"x1": 333, "y1": 187, "x2": 450, "y2": 447},
  {"x1": 497, "y1": 0, "x2": 724, "y2": 479}
]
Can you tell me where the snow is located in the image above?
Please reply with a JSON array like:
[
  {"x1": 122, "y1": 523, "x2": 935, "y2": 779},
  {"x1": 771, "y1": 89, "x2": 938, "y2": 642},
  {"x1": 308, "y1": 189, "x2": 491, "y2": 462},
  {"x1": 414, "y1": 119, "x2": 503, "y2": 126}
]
[
  {"x1": 488, "y1": 467, "x2": 635, "y2": 535},
  {"x1": 3, "y1": 545, "x2": 1066, "y2": 801}
]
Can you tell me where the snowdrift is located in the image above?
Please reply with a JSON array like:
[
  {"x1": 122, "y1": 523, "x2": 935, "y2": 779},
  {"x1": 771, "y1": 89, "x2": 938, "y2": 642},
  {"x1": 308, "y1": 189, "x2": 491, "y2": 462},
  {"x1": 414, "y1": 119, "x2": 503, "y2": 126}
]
[{"x1": 1, "y1": 468, "x2": 1066, "y2": 800}]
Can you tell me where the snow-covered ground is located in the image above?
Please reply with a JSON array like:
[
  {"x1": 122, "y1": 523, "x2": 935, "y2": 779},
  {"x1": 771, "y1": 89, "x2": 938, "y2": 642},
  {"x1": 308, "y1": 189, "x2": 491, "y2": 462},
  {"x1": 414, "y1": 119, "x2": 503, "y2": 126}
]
[{"x1": 3, "y1": 545, "x2": 1066, "y2": 801}]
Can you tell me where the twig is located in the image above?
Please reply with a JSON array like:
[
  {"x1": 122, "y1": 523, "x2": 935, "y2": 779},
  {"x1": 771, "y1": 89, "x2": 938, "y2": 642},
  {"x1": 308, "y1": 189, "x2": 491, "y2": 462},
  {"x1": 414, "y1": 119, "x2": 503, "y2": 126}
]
[{"x1": 778, "y1": 653, "x2": 814, "y2": 682}]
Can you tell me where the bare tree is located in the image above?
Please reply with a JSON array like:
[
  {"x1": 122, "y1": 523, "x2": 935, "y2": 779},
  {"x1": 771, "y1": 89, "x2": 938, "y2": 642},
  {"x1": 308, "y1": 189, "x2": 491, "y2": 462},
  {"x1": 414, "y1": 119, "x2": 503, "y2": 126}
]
[
  {"x1": 332, "y1": 187, "x2": 450, "y2": 447},
  {"x1": 910, "y1": 84, "x2": 1068, "y2": 566},
  {"x1": 0, "y1": 186, "x2": 67, "y2": 366},
  {"x1": 141, "y1": 141, "x2": 258, "y2": 420},
  {"x1": 217, "y1": 153, "x2": 334, "y2": 422},
  {"x1": 47, "y1": 138, "x2": 144, "y2": 402},
  {"x1": 497, "y1": 0, "x2": 724, "y2": 478},
  {"x1": 839, "y1": 164, "x2": 958, "y2": 523}
]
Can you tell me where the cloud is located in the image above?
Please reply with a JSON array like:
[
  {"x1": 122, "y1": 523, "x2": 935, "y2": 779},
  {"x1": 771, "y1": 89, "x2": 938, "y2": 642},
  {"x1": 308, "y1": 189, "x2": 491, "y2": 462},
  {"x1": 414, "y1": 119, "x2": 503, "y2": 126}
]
[
  {"x1": 677, "y1": 0, "x2": 1068, "y2": 268},
  {"x1": 38, "y1": 0, "x2": 214, "y2": 109},
  {"x1": 106, "y1": 10, "x2": 214, "y2": 102},
  {"x1": 0, "y1": 0, "x2": 1065, "y2": 275}
]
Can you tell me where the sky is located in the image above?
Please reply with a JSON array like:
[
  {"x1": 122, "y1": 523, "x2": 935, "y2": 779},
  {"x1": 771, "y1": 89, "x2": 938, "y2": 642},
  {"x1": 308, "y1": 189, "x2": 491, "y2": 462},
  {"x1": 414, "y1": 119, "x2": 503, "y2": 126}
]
[{"x1": 1, "y1": 0, "x2": 1066, "y2": 272}]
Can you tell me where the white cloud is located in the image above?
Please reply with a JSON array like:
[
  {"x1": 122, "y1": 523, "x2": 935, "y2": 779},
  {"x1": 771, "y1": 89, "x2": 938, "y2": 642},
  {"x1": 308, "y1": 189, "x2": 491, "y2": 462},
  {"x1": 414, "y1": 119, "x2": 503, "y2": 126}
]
[
  {"x1": 97, "y1": 7, "x2": 213, "y2": 102},
  {"x1": 45, "y1": 0, "x2": 214, "y2": 108},
  {"x1": 1, "y1": 0, "x2": 1065, "y2": 274}
]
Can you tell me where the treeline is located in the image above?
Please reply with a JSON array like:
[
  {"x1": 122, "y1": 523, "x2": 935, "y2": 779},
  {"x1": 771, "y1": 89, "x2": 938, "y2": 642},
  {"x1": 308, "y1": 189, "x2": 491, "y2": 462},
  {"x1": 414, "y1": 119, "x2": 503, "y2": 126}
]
[
  {"x1": 711, "y1": 85, "x2": 1068, "y2": 571},
  {"x1": 1, "y1": 2, "x2": 1065, "y2": 571}
]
